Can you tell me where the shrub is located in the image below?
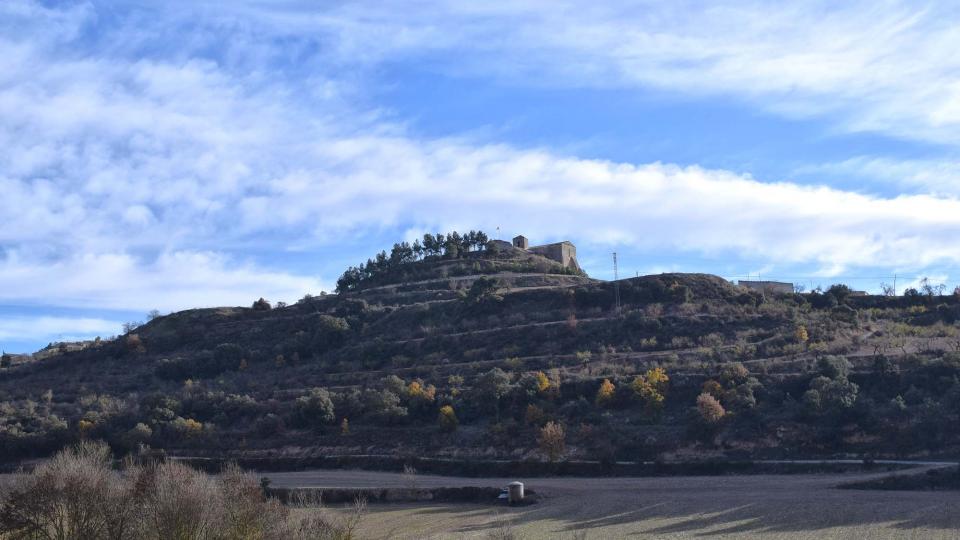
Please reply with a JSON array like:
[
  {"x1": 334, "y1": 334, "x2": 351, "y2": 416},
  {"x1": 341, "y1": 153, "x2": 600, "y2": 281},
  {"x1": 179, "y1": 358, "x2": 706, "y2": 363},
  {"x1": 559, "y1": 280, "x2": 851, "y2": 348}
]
[
  {"x1": 126, "y1": 334, "x2": 146, "y2": 354},
  {"x1": 524, "y1": 404, "x2": 545, "y2": 426},
  {"x1": 701, "y1": 379, "x2": 723, "y2": 397},
  {"x1": 0, "y1": 441, "x2": 360, "y2": 540},
  {"x1": 0, "y1": 441, "x2": 136, "y2": 539},
  {"x1": 720, "y1": 362, "x2": 749, "y2": 385},
  {"x1": 255, "y1": 414, "x2": 285, "y2": 437},
  {"x1": 696, "y1": 393, "x2": 726, "y2": 423},
  {"x1": 252, "y1": 297, "x2": 272, "y2": 310}
]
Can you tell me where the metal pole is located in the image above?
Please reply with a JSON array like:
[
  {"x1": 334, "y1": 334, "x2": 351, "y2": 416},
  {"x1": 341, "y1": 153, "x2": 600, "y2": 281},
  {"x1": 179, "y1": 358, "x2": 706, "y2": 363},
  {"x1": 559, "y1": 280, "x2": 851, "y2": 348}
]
[{"x1": 613, "y1": 252, "x2": 621, "y2": 317}]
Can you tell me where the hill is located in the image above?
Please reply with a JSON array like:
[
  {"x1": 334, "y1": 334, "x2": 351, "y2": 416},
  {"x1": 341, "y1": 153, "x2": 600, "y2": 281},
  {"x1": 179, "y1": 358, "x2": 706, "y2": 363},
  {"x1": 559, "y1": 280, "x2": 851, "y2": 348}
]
[{"x1": 3, "y1": 236, "x2": 960, "y2": 465}]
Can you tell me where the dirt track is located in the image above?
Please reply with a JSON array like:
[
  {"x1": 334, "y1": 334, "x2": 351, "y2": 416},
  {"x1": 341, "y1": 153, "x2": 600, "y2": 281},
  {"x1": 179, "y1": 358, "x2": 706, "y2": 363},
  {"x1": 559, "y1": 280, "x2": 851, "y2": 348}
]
[{"x1": 266, "y1": 468, "x2": 960, "y2": 539}]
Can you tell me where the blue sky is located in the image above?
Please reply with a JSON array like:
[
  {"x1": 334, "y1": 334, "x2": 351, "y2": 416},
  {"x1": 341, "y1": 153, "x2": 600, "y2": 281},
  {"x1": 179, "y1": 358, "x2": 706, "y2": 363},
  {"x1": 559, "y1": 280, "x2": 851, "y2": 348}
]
[{"x1": 4, "y1": 0, "x2": 960, "y2": 352}]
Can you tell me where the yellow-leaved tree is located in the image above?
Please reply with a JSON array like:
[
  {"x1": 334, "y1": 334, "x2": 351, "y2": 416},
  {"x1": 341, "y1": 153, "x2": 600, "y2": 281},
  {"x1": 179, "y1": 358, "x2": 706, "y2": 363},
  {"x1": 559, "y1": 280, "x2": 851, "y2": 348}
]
[
  {"x1": 632, "y1": 367, "x2": 670, "y2": 412},
  {"x1": 595, "y1": 379, "x2": 616, "y2": 406},
  {"x1": 535, "y1": 371, "x2": 551, "y2": 393},
  {"x1": 438, "y1": 405, "x2": 458, "y2": 432},
  {"x1": 795, "y1": 325, "x2": 809, "y2": 345}
]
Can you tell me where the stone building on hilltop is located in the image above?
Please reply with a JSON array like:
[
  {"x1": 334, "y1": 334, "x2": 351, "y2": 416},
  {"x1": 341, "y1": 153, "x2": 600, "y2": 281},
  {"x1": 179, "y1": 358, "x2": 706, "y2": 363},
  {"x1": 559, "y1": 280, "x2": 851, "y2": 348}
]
[{"x1": 510, "y1": 234, "x2": 581, "y2": 271}]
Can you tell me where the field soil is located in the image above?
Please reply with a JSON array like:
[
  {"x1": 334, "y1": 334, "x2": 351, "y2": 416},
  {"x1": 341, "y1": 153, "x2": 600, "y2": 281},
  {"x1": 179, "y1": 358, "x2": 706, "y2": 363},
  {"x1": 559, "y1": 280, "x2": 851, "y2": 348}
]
[{"x1": 270, "y1": 468, "x2": 960, "y2": 539}]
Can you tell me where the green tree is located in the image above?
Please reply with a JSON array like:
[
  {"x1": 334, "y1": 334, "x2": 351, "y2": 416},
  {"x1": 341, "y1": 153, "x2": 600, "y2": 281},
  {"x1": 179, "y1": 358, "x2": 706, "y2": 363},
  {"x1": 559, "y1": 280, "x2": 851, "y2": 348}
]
[
  {"x1": 817, "y1": 356, "x2": 852, "y2": 379},
  {"x1": 476, "y1": 368, "x2": 512, "y2": 422},
  {"x1": 294, "y1": 388, "x2": 336, "y2": 428},
  {"x1": 465, "y1": 276, "x2": 502, "y2": 304}
]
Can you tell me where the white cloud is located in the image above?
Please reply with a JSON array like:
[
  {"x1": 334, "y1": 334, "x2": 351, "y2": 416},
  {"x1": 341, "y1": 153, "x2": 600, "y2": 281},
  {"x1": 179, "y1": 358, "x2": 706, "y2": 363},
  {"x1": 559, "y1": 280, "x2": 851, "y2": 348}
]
[
  {"x1": 3, "y1": 0, "x2": 960, "y2": 326},
  {"x1": 800, "y1": 157, "x2": 960, "y2": 196},
  {"x1": 191, "y1": 0, "x2": 960, "y2": 144},
  {"x1": 0, "y1": 316, "x2": 121, "y2": 343},
  {"x1": 280, "y1": 139, "x2": 960, "y2": 275},
  {"x1": 0, "y1": 251, "x2": 323, "y2": 312}
]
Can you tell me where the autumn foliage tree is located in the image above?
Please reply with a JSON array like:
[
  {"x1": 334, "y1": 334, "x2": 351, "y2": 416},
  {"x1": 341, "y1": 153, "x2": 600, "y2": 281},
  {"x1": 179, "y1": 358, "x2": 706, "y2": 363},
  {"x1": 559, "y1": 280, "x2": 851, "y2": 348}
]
[
  {"x1": 795, "y1": 325, "x2": 809, "y2": 345},
  {"x1": 595, "y1": 379, "x2": 616, "y2": 407},
  {"x1": 535, "y1": 371, "x2": 551, "y2": 393},
  {"x1": 438, "y1": 405, "x2": 458, "y2": 432},
  {"x1": 632, "y1": 367, "x2": 670, "y2": 412},
  {"x1": 696, "y1": 393, "x2": 726, "y2": 423}
]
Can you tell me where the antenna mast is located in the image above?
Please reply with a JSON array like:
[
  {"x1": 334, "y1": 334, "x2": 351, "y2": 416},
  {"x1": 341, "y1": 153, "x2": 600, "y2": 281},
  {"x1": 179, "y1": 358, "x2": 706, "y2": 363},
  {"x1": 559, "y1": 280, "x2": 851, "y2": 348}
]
[{"x1": 613, "y1": 252, "x2": 621, "y2": 317}]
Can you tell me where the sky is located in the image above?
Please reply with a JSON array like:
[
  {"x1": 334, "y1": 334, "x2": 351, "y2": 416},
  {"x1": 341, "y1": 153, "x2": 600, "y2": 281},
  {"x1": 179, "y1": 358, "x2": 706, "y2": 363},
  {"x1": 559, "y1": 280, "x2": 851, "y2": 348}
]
[{"x1": 4, "y1": 0, "x2": 960, "y2": 352}]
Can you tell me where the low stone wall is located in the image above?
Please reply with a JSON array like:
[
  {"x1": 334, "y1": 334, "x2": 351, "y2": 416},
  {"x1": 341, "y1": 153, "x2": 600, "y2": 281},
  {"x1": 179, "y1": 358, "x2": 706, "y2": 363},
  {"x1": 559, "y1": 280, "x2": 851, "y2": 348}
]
[
  {"x1": 176, "y1": 455, "x2": 901, "y2": 478},
  {"x1": 266, "y1": 486, "x2": 536, "y2": 505}
]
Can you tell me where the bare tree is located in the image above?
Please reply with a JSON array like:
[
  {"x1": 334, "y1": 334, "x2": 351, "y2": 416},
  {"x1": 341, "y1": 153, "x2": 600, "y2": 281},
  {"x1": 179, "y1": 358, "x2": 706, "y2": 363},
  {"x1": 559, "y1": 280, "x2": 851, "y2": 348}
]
[{"x1": 538, "y1": 421, "x2": 566, "y2": 462}]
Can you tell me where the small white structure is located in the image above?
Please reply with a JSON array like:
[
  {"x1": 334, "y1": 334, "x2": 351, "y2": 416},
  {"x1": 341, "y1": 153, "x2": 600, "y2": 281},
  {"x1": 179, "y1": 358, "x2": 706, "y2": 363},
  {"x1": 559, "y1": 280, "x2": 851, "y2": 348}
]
[{"x1": 507, "y1": 481, "x2": 524, "y2": 503}]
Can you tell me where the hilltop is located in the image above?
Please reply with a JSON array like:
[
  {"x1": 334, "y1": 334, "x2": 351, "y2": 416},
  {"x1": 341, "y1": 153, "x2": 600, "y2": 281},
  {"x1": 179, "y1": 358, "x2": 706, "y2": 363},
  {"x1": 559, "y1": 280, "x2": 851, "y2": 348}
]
[{"x1": 3, "y1": 233, "x2": 960, "y2": 466}]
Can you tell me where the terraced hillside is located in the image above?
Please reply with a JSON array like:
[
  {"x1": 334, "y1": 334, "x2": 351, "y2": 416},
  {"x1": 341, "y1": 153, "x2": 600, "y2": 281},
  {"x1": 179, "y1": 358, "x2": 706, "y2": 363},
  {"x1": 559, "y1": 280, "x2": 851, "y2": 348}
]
[{"x1": 3, "y1": 240, "x2": 960, "y2": 465}]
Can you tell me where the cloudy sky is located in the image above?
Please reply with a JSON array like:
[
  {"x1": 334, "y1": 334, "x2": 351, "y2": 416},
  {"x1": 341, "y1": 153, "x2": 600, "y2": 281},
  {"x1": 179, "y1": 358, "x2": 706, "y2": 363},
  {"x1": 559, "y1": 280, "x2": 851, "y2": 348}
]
[{"x1": 3, "y1": 1, "x2": 960, "y2": 352}]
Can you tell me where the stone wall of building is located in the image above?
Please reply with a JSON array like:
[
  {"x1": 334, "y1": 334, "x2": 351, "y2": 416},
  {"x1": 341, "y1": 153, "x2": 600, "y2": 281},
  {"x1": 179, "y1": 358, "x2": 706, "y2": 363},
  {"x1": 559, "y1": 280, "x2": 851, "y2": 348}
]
[
  {"x1": 529, "y1": 241, "x2": 579, "y2": 271},
  {"x1": 738, "y1": 280, "x2": 794, "y2": 294}
]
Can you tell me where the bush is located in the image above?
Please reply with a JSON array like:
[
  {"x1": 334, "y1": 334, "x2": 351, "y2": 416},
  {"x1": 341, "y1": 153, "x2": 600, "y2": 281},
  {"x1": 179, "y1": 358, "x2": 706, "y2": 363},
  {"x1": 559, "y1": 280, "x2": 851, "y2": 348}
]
[
  {"x1": 126, "y1": 334, "x2": 146, "y2": 354},
  {"x1": 0, "y1": 441, "x2": 362, "y2": 540},
  {"x1": 696, "y1": 393, "x2": 726, "y2": 423}
]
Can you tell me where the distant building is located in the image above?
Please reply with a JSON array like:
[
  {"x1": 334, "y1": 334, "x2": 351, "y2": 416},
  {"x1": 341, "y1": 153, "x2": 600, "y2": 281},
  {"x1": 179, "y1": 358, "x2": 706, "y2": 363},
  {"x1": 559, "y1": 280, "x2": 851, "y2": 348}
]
[
  {"x1": 529, "y1": 241, "x2": 579, "y2": 270},
  {"x1": 509, "y1": 234, "x2": 580, "y2": 271},
  {"x1": 738, "y1": 280, "x2": 794, "y2": 294}
]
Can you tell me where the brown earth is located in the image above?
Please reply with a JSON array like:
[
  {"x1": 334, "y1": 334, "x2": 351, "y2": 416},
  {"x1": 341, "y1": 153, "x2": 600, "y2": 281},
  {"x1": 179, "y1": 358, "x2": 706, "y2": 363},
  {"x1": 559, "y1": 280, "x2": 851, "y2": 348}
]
[{"x1": 270, "y1": 468, "x2": 960, "y2": 539}]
